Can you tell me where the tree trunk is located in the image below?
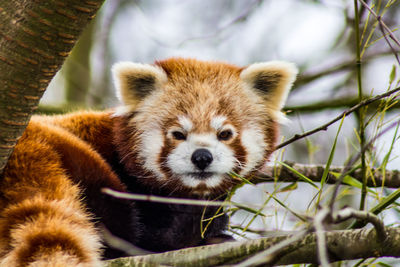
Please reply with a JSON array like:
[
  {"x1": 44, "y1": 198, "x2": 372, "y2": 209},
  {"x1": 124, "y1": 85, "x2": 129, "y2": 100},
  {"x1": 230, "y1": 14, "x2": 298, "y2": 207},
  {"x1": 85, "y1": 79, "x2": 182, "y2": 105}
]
[{"x1": 0, "y1": 0, "x2": 105, "y2": 174}]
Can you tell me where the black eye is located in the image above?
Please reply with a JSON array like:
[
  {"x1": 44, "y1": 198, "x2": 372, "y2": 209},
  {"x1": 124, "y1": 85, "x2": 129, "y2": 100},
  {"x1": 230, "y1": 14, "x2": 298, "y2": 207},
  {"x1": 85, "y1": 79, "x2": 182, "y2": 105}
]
[
  {"x1": 218, "y1": 129, "x2": 233, "y2": 141},
  {"x1": 172, "y1": 131, "x2": 186, "y2": 140}
]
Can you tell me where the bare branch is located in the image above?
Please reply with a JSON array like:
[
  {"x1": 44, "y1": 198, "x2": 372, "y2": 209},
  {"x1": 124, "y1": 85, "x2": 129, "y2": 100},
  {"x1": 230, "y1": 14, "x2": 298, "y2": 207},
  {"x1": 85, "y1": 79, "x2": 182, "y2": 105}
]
[
  {"x1": 276, "y1": 86, "x2": 400, "y2": 150},
  {"x1": 294, "y1": 50, "x2": 393, "y2": 89},
  {"x1": 136, "y1": 0, "x2": 263, "y2": 48},
  {"x1": 101, "y1": 188, "x2": 229, "y2": 207},
  {"x1": 312, "y1": 206, "x2": 387, "y2": 267},
  {"x1": 255, "y1": 162, "x2": 400, "y2": 188},
  {"x1": 332, "y1": 207, "x2": 386, "y2": 241}
]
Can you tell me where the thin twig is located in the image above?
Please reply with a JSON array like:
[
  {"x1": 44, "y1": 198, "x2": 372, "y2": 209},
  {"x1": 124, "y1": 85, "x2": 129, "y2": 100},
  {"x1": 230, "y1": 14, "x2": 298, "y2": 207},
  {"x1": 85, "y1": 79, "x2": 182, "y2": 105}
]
[
  {"x1": 294, "y1": 50, "x2": 393, "y2": 88},
  {"x1": 284, "y1": 96, "x2": 400, "y2": 113},
  {"x1": 136, "y1": 0, "x2": 263, "y2": 48},
  {"x1": 276, "y1": 86, "x2": 400, "y2": 150},
  {"x1": 378, "y1": 19, "x2": 400, "y2": 67},
  {"x1": 358, "y1": 0, "x2": 400, "y2": 66},
  {"x1": 101, "y1": 188, "x2": 229, "y2": 207}
]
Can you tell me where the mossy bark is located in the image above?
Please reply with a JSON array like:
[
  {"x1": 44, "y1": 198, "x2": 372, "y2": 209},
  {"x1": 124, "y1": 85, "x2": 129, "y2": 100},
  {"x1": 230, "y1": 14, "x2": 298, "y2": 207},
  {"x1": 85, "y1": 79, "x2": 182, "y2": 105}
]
[{"x1": 103, "y1": 227, "x2": 400, "y2": 266}]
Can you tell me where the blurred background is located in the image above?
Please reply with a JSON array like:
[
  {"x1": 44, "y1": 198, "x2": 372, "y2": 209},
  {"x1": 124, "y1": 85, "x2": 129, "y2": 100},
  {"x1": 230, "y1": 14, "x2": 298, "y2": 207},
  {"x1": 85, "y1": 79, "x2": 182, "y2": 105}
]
[{"x1": 40, "y1": 0, "x2": 400, "y2": 261}]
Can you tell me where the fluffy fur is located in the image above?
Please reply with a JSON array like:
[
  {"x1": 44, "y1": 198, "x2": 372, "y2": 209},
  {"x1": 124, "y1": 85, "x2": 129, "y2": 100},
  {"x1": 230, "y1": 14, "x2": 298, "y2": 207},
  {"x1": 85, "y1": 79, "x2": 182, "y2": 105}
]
[{"x1": 0, "y1": 58, "x2": 297, "y2": 266}]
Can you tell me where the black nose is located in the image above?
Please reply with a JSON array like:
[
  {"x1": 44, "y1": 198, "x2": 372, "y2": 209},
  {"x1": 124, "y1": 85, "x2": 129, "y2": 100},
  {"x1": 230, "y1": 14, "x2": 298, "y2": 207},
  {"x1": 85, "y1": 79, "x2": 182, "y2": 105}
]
[{"x1": 191, "y1": 149, "x2": 213, "y2": 170}]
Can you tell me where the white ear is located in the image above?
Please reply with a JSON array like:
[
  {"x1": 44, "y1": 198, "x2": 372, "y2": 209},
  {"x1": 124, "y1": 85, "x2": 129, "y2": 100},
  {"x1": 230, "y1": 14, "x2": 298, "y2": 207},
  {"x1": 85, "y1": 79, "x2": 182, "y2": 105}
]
[
  {"x1": 112, "y1": 62, "x2": 168, "y2": 107},
  {"x1": 240, "y1": 61, "x2": 298, "y2": 121}
]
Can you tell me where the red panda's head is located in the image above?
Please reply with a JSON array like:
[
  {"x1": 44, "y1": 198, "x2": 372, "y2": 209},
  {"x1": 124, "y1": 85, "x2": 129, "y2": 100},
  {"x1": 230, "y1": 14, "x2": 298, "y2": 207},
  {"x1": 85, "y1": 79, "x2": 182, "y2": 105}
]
[{"x1": 112, "y1": 58, "x2": 297, "y2": 197}]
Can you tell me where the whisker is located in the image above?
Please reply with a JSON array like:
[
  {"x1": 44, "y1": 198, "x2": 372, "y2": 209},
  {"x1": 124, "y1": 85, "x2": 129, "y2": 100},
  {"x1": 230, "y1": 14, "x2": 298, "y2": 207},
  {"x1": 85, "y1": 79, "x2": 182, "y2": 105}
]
[{"x1": 120, "y1": 150, "x2": 137, "y2": 162}]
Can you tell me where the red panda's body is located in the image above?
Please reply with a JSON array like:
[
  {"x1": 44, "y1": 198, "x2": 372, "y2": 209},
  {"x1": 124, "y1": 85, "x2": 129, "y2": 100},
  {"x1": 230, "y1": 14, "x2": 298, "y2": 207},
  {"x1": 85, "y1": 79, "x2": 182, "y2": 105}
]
[{"x1": 0, "y1": 58, "x2": 297, "y2": 266}]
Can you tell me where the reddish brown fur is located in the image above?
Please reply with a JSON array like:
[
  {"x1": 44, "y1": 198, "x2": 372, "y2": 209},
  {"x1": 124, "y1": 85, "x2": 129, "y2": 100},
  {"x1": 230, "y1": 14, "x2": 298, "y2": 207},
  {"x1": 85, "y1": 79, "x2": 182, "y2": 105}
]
[
  {"x1": 119, "y1": 58, "x2": 279, "y2": 194},
  {"x1": 0, "y1": 58, "x2": 292, "y2": 264},
  {"x1": 0, "y1": 114, "x2": 124, "y2": 266}
]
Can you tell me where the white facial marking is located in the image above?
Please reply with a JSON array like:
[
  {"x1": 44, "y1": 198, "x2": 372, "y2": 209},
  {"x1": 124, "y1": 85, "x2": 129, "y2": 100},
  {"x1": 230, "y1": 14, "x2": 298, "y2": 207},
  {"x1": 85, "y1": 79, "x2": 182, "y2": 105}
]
[
  {"x1": 189, "y1": 133, "x2": 214, "y2": 147},
  {"x1": 139, "y1": 128, "x2": 165, "y2": 179},
  {"x1": 178, "y1": 116, "x2": 193, "y2": 132},
  {"x1": 210, "y1": 115, "x2": 227, "y2": 131},
  {"x1": 202, "y1": 175, "x2": 225, "y2": 188},
  {"x1": 166, "y1": 133, "x2": 236, "y2": 188},
  {"x1": 240, "y1": 126, "x2": 266, "y2": 175},
  {"x1": 180, "y1": 174, "x2": 225, "y2": 189},
  {"x1": 180, "y1": 176, "x2": 202, "y2": 187}
]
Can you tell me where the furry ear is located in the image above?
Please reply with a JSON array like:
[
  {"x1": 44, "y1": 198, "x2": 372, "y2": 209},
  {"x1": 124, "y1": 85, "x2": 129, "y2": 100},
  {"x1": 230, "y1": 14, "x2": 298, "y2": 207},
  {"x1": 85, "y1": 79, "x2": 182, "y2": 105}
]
[
  {"x1": 112, "y1": 62, "x2": 168, "y2": 107},
  {"x1": 240, "y1": 61, "x2": 298, "y2": 121}
]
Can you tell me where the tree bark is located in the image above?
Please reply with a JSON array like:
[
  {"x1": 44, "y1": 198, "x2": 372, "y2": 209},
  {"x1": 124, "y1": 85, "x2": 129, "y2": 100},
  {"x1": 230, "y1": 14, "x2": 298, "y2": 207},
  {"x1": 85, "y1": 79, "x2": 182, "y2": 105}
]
[
  {"x1": 0, "y1": 0, "x2": 105, "y2": 174},
  {"x1": 255, "y1": 162, "x2": 400, "y2": 188},
  {"x1": 104, "y1": 227, "x2": 400, "y2": 266}
]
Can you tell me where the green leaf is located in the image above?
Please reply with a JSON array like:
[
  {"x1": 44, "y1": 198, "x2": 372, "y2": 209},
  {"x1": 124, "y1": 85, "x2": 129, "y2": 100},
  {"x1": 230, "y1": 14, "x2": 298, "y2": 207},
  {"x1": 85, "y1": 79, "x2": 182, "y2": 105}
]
[
  {"x1": 231, "y1": 202, "x2": 267, "y2": 217},
  {"x1": 378, "y1": 261, "x2": 394, "y2": 267},
  {"x1": 277, "y1": 182, "x2": 298, "y2": 193},
  {"x1": 278, "y1": 161, "x2": 319, "y2": 189},
  {"x1": 389, "y1": 64, "x2": 396, "y2": 84},
  {"x1": 330, "y1": 172, "x2": 376, "y2": 194},
  {"x1": 317, "y1": 115, "x2": 345, "y2": 204},
  {"x1": 350, "y1": 188, "x2": 400, "y2": 229},
  {"x1": 268, "y1": 193, "x2": 307, "y2": 222},
  {"x1": 228, "y1": 172, "x2": 253, "y2": 185},
  {"x1": 380, "y1": 122, "x2": 399, "y2": 183},
  {"x1": 370, "y1": 187, "x2": 400, "y2": 215}
]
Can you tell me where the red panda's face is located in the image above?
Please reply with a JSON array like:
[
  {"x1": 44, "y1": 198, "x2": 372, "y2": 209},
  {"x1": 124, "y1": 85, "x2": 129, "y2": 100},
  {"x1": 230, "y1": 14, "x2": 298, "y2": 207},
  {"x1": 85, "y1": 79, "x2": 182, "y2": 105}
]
[
  {"x1": 163, "y1": 115, "x2": 244, "y2": 191},
  {"x1": 112, "y1": 58, "x2": 297, "y2": 197}
]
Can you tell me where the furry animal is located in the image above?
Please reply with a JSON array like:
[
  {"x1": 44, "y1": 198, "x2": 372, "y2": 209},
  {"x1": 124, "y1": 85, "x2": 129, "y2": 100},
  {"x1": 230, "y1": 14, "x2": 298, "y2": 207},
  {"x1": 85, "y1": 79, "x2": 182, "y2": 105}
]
[{"x1": 0, "y1": 58, "x2": 297, "y2": 266}]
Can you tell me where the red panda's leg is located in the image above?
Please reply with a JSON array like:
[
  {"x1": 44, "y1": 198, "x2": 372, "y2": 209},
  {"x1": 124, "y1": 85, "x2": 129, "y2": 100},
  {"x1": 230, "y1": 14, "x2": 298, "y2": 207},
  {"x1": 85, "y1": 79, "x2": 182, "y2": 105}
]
[{"x1": 0, "y1": 141, "x2": 102, "y2": 267}]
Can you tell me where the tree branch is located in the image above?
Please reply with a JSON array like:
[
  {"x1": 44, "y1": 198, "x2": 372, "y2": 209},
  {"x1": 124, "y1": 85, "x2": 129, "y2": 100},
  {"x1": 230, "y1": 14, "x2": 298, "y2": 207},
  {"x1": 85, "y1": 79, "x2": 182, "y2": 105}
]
[
  {"x1": 103, "y1": 227, "x2": 400, "y2": 266},
  {"x1": 293, "y1": 50, "x2": 393, "y2": 89},
  {"x1": 276, "y1": 85, "x2": 400, "y2": 150},
  {"x1": 254, "y1": 162, "x2": 400, "y2": 188},
  {"x1": 284, "y1": 96, "x2": 400, "y2": 113}
]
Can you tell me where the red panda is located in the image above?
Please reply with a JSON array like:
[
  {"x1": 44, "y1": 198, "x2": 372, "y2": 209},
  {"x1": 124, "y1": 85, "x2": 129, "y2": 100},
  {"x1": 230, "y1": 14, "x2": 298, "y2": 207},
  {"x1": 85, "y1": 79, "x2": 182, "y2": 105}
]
[{"x1": 0, "y1": 58, "x2": 297, "y2": 266}]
